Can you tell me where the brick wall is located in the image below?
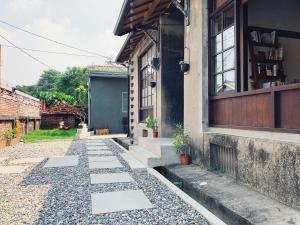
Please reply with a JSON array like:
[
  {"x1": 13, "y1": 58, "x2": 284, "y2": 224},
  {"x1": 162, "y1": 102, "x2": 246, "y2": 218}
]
[
  {"x1": 0, "y1": 85, "x2": 40, "y2": 118},
  {"x1": 0, "y1": 85, "x2": 41, "y2": 134}
]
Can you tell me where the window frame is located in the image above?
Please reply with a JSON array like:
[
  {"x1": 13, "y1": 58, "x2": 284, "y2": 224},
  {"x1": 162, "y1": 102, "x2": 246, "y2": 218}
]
[
  {"x1": 121, "y1": 92, "x2": 128, "y2": 113},
  {"x1": 138, "y1": 44, "x2": 155, "y2": 122},
  {"x1": 208, "y1": 0, "x2": 241, "y2": 96}
]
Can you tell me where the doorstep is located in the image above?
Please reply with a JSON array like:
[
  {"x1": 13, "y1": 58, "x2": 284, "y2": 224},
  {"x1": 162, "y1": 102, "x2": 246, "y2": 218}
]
[{"x1": 160, "y1": 165, "x2": 300, "y2": 225}]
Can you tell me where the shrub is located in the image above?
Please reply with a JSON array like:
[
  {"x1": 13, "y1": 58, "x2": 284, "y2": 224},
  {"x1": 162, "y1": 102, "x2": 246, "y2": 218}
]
[
  {"x1": 173, "y1": 123, "x2": 191, "y2": 155},
  {"x1": 5, "y1": 128, "x2": 16, "y2": 140}
]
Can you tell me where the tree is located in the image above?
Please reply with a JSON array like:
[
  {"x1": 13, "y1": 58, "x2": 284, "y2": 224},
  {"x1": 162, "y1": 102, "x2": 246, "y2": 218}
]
[{"x1": 36, "y1": 69, "x2": 62, "y2": 93}]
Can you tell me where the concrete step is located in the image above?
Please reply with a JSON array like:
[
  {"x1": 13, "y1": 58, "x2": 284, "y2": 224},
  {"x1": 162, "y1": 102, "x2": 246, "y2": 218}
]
[
  {"x1": 128, "y1": 145, "x2": 162, "y2": 168},
  {"x1": 138, "y1": 137, "x2": 180, "y2": 165}
]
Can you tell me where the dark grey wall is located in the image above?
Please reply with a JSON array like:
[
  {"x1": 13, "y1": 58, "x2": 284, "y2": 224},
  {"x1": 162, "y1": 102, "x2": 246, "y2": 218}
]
[
  {"x1": 89, "y1": 77, "x2": 128, "y2": 133},
  {"x1": 160, "y1": 7, "x2": 184, "y2": 137}
]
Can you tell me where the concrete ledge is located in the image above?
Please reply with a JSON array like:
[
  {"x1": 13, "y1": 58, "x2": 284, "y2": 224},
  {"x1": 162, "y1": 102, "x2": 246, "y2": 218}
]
[{"x1": 160, "y1": 165, "x2": 300, "y2": 225}]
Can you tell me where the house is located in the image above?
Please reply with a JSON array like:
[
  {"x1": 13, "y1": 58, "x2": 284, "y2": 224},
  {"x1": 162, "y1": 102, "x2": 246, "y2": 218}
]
[
  {"x1": 88, "y1": 65, "x2": 128, "y2": 134},
  {"x1": 114, "y1": 0, "x2": 300, "y2": 219}
]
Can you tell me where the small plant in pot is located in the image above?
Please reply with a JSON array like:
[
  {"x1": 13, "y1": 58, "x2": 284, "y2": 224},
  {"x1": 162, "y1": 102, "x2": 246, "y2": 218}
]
[
  {"x1": 173, "y1": 123, "x2": 191, "y2": 165},
  {"x1": 179, "y1": 61, "x2": 190, "y2": 73},
  {"x1": 146, "y1": 116, "x2": 158, "y2": 138}
]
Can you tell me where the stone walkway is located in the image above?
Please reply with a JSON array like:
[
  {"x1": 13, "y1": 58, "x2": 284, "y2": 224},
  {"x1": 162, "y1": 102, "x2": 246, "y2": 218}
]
[{"x1": 0, "y1": 139, "x2": 209, "y2": 225}]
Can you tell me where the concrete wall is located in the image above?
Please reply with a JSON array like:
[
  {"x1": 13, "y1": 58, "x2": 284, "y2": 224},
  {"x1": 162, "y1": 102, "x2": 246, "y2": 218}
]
[
  {"x1": 128, "y1": 9, "x2": 184, "y2": 140},
  {"x1": 183, "y1": 0, "x2": 209, "y2": 163},
  {"x1": 160, "y1": 9, "x2": 184, "y2": 137},
  {"x1": 89, "y1": 77, "x2": 128, "y2": 134}
]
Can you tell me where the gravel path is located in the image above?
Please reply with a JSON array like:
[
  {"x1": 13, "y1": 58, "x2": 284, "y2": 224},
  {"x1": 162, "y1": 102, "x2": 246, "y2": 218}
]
[{"x1": 0, "y1": 139, "x2": 209, "y2": 225}]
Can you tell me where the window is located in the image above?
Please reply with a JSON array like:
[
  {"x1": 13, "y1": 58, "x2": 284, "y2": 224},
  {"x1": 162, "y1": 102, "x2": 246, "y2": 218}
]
[
  {"x1": 122, "y1": 92, "x2": 128, "y2": 113},
  {"x1": 139, "y1": 46, "x2": 155, "y2": 122},
  {"x1": 210, "y1": 1, "x2": 236, "y2": 95}
]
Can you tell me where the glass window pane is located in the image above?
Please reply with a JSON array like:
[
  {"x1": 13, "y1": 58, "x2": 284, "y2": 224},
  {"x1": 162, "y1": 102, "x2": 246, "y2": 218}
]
[
  {"x1": 212, "y1": 14, "x2": 222, "y2": 34},
  {"x1": 224, "y1": 70, "x2": 235, "y2": 91},
  {"x1": 213, "y1": 34, "x2": 222, "y2": 54},
  {"x1": 224, "y1": 5, "x2": 234, "y2": 29},
  {"x1": 214, "y1": 54, "x2": 223, "y2": 74},
  {"x1": 223, "y1": 26, "x2": 235, "y2": 49},
  {"x1": 215, "y1": 74, "x2": 223, "y2": 94},
  {"x1": 223, "y1": 48, "x2": 235, "y2": 70}
]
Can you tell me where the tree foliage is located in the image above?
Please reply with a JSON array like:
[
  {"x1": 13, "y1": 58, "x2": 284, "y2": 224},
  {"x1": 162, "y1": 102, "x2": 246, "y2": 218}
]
[{"x1": 15, "y1": 67, "x2": 88, "y2": 107}]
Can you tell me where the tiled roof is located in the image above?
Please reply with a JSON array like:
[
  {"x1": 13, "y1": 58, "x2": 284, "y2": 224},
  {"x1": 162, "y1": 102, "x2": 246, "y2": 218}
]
[{"x1": 88, "y1": 65, "x2": 127, "y2": 74}]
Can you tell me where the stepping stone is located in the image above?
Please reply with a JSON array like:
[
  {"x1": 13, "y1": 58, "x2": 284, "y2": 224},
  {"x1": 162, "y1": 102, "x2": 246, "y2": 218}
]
[
  {"x1": 90, "y1": 172, "x2": 134, "y2": 184},
  {"x1": 88, "y1": 150, "x2": 112, "y2": 155},
  {"x1": 88, "y1": 156, "x2": 123, "y2": 169},
  {"x1": 91, "y1": 190, "x2": 153, "y2": 214},
  {"x1": 86, "y1": 143, "x2": 106, "y2": 146},
  {"x1": 120, "y1": 153, "x2": 145, "y2": 169},
  {"x1": 87, "y1": 146, "x2": 109, "y2": 151},
  {"x1": 44, "y1": 155, "x2": 78, "y2": 168},
  {"x1": 0, "y1": 157, "x2": 8, "y2": 163},
  {"x1": 0, "y1": 165, "x2": 29, "y2": 174},
  {"x1": 10, "y1": 157, "x2": 44, "y2": 164}
]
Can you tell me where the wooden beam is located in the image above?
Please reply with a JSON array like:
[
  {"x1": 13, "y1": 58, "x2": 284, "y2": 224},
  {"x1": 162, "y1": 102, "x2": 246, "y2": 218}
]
[{"x1": 143, "y1": 0, "x2": 161, "y2": 22}]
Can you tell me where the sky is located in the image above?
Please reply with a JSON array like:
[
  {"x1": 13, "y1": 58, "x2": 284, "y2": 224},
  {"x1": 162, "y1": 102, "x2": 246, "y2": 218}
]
[{"x1": 0, "y1": 0, "x2": 126, "y2": 86}]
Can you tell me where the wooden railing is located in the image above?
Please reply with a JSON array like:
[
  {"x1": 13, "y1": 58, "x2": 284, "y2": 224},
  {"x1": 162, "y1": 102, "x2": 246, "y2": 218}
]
[{"x1": 210, "y1": 83, "x2": 300, "y2": 133}]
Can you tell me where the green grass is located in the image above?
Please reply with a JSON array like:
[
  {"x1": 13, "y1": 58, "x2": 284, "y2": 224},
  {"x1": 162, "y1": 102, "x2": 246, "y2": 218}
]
[{"x1": 22, "y1": 129, "x2": 77, "y2": 143}]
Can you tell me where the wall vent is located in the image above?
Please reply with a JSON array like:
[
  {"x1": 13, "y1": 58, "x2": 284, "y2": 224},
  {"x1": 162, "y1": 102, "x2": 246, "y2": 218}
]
[{"x1": 210, "y1": 143, "x2": 237, "y2": 177}]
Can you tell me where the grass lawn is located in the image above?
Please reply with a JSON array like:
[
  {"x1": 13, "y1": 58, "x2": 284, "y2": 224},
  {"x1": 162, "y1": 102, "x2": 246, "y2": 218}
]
[{"x1": 22, "y1": 129, "x2": 77, "y2": 143}]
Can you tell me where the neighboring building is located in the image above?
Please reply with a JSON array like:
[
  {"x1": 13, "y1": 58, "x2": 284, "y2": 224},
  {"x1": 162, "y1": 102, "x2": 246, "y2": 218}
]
[
  {"x1": 88, "y1": 65, "x2": 128, "y2": 134},
  {"x1": 0, "y1": 83, "x2": 41, "y2": 135},
  {"x1": 114, "y1": 0, "x2": 300, "y2": 213}
]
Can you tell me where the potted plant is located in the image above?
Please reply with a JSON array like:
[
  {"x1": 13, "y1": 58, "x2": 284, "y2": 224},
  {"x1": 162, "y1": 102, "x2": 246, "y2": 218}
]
[
  {"x1": 5, "y1": 128, "x2": 18, "y2": 146},
  {"x1": 0, "y1": 131, "x2": 6, "y2": 148},
  {"x1": 173, "y1": 123, "x2": 191, "y2": 165},
  {"x1": 179, "y1": 61, "x2": 190, "y2": 73},
  {"x1": 145, "y1": 116, "x2": 158, "y2": 138}
]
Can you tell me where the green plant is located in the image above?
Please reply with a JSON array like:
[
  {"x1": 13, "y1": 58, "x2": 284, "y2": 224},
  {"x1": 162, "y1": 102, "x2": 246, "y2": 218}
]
[
  {"x1": 5, "y1": 128, "x2": 16, "y2": 140},
  {"x1": 173, "y1": 123, "x2": 191, "y2": 154},
  {"x1": 145, "y1": 116, "x2": 158, "y2": 132}
]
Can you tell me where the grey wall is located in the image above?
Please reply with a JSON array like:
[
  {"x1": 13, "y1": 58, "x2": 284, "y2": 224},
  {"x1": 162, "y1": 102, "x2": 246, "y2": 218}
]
[
  {"x1": 89, "y1": 77, "x2": 128, "y2": 133},
  {"x1": 160, "y1": 7, "x2": 184, "y2": 137}
]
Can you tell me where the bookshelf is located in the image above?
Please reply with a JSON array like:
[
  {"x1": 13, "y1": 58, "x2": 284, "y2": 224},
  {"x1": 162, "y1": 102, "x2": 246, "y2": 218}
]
[{"x1": 249, "y1": 28, "x2": 286, "y2": 89}]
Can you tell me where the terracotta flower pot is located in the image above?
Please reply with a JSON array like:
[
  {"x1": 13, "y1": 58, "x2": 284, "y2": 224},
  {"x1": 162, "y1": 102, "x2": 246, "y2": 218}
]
[
  {"x1": 152, "y1": 131, "x2": 158, "y2": 138},
  {"x1": 180, "y1": 154, "x2": 190, "y2": 165}
]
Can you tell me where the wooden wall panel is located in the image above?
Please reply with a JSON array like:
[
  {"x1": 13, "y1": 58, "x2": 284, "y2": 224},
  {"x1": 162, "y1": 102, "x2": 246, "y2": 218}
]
[
  {"x1": 278, "y1": 89, "x2": 300, "y2": 129},
  {"x1": 210, "y1": 93, "x2": 272, "y2": 128}
]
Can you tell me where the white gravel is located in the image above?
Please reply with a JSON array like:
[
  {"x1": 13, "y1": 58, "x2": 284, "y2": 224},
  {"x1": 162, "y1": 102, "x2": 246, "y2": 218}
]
[{"x1": 0, "y1": 139, "x2": 209, "y2": 225}]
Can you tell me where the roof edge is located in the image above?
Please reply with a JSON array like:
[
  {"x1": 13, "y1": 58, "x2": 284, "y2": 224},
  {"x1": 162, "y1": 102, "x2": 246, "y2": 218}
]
[
  {"x1": 115, "y1": 33, "x2": 133, "y2": 63},
  {"x1": 114, "y1": 0, "x2": 130, "y2": 36}
]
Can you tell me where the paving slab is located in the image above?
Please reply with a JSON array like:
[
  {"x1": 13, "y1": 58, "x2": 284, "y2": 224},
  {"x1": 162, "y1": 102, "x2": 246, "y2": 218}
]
[
  {"x1": 0, "y1": 165, "x2": 29, "y2": 174},
  {"x1": 91, "y1": 190, "x2": 153, "y2": 214},
  {"x1": 88, "y1": 150, "x2": 112, "y2": 155},
  {"x1": 0, "y1": 157, "x2": 9, "y2": 163},
  {"x1": 87, "y1": 146, "x2": 109, "y2": 150},
  {"x1": 10, "y1": 157, "x2": 45, "y2": 164},
  {"x1": 88, "y1": 156, "x2": 123, "y2": 169},
  {"x1": 90, "y1": 172, "x2": 134, "y2": 184},
  {"x1": 86, "y1": 143, "x2": 106, "y2": 146},
  {"x1": 44, "y1": 155, "x2": 78, "y2": 168}
]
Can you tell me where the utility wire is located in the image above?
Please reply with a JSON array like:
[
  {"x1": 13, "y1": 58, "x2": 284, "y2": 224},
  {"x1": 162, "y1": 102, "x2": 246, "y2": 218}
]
[
  {"x1": 0, "y1": 19, "x2": 112, "y2": 60},
  {"x1": 0, "y1": 33, "x2": 51, "y2": 69},
  {"x1": 1, "y1": 44, "x2": 101, "y2": 58}
]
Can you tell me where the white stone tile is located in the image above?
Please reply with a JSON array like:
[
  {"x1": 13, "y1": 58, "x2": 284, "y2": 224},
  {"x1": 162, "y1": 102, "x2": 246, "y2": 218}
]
[
  {"x1": 44, "y1": 155, "x2": 78, "y2": 168},
  {"x1": 90, "y1": 172, "x2": 134, "y2": 184},
  {"x1": 10, "y1": 157, "x2": 45, "y2": 164},
  {"x1": 0, "y1": 165, "x2": 29, "y2": 174},
  {"x1": 87, "y1": 146, "x2": 109, "y2": 150},
  {"x1": 0, "y1": 157, "x2": 8, "y2": 163},
  {"x1": 88, "y1": 150, "x2": 112, "y2": 155},
  {"x1": 86, "y1": 143, "x2": 106, "y2": 146},
  {"x1": 91, "y1": 190, "x2": 153, "y2": 214},
  {"x1": 88, "y1": 156, "x2": 123, "y2": 169},
  {"x1": 120, "y1": 153, "x2": 146, "y2": 169}
]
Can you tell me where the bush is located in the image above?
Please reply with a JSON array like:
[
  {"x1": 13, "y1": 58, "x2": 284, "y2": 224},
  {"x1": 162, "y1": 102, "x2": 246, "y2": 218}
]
[{"x1": 5, "y1": 128, "x2": 16, "y2": 140}]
